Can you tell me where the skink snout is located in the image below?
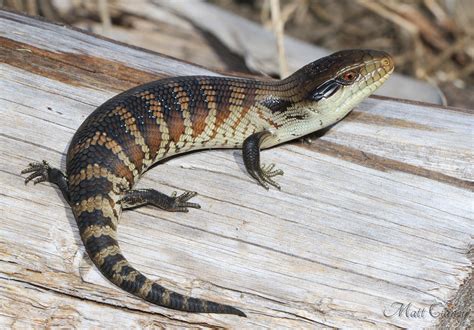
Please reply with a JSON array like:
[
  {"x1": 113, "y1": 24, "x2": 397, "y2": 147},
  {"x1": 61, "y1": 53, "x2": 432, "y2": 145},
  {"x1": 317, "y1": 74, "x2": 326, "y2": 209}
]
[
  {"x1": 381, "y1": 54, "x2": 394, "y2": 73},
  {"x1": 360, "y1": 50, "x2": 395, "y2": 82},
  {"x1": 364, "y1": 50, "x2": 394, "y2": 73}
]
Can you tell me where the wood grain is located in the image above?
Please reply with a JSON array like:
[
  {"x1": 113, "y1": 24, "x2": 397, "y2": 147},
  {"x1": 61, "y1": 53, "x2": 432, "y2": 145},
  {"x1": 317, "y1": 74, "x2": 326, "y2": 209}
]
[{"x1": 0, "y1": 9, "x2": 472, "y2": 328}]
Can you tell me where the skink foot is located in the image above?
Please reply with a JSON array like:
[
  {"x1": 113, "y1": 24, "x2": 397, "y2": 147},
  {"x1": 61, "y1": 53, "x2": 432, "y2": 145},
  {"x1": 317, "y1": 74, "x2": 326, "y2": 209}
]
[
  {"x1": 21, "y1": 160, "x2": 70, "y2": 202},
  {"x1": 257, "y1": 163, "x2": 284, "y2": 190},
  {"x1": 22, "y1": 160, "x2": 51, "y2": 185},
  {"x1": 243, "y1": 131, "x2": 284, "y2": 190},
  {"x1": 122, "y1": 189, "x2": 201, "y2": 212}
]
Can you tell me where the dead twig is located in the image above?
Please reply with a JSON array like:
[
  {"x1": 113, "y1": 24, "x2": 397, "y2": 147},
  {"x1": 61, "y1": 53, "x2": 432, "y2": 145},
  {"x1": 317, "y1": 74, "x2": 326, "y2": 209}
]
[
  {"x1": 424, "y1": 36, "x2": 471, "y2": 75},
  {"x1": 26, "y1": 0, "x2": 37, "y2": 16},
  {"x1": 356, "y1": 0, "x2": 425, "y2": 78},
  {"x1": 98, "y1": 0, "x2": 111, "y2": 34},
  {"x1": 270, "y1": 0, "x2": 288, "y2": 78},
  {"x1": 382, "y1": 1, "x2": 448, "y2": 51}
]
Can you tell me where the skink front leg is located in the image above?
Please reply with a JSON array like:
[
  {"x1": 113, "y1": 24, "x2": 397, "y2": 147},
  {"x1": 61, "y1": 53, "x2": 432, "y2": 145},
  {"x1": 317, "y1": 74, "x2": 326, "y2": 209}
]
[{"x1": 243, "y1": 130, "x2": 284, "y2": 190}]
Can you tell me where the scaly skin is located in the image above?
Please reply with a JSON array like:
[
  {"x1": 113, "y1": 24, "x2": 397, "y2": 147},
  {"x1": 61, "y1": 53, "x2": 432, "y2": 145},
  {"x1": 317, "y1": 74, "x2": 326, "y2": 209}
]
[{"x1": 22, "y1": 49, "x2": 394, "y2": 316}]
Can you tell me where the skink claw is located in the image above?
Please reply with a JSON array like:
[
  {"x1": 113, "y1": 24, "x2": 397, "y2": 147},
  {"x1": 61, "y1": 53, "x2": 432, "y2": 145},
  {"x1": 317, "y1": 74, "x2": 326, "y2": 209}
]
[
  {"x1": 21, "y1": 160, "x2": 51, "y2": 185},
  {"x1": 21, "y1": 160, "x2": 70, "y2": 202},
  {"x1": 258, "y1": 163, "x2": 284, "y2": 190},
  {"x1": 169, "y1": 190, "x2": 201, "y2": 212}
]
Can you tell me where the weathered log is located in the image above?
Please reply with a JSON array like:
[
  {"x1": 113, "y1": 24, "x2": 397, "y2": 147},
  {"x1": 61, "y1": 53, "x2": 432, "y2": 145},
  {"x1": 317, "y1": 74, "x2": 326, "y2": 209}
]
[{"x1": 0, "y1": 9, "x2": 472, "y2": 328}]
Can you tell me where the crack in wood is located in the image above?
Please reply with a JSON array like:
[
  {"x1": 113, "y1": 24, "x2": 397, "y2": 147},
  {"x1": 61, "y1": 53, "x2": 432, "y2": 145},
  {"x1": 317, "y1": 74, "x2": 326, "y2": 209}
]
[
  {"x1": 0, "y1": 37, "x2": 161, "y2": 92},
  {"x1": 0, "y1": 275, "x2": 220, "y2": 326},
  {"x1": 304, "y1": 139, "x2": 474, "y2": 191}
]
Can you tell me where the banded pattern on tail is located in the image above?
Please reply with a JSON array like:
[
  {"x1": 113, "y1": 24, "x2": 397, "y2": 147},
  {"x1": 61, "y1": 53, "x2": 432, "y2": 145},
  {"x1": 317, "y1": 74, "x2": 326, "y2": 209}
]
[{"x1": 71, "y1": 173, "x2": 245, "y2": 316}]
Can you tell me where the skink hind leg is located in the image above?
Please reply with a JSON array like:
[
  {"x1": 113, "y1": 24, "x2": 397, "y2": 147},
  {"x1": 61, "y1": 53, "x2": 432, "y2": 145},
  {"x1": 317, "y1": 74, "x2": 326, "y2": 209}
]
[
  {"x1": 121, "y1": 188, "x2": 201, "y2": 212},
  {"x1": 243, "y1": 131, "x2": 284, "y2": 190},
  {"x1": 21, "y1": 161, "x2": 70, "y2": 203}
]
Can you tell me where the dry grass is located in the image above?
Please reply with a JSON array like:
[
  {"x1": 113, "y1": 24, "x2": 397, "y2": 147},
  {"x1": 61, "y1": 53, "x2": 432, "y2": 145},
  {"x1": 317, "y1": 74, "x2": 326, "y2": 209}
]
[
  {"x1": 251, "y1": 0, "x2": 473, "y2": 86},
  {"x1": 218, "y1": 0, "x2": 473, "y2": 107}
]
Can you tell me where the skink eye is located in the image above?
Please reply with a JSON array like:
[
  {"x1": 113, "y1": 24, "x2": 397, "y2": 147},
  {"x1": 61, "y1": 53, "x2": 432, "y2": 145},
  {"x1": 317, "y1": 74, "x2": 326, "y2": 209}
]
[{"x1": 340, "y1": 71, "x2": 358, "y2": 82}]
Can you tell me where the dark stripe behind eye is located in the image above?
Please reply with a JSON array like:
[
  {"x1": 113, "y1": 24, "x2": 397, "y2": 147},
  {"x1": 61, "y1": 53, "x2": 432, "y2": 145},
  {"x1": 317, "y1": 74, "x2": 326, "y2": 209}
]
[{"x1": 311, "y1": 80, "x2": 341, "y2": 101}]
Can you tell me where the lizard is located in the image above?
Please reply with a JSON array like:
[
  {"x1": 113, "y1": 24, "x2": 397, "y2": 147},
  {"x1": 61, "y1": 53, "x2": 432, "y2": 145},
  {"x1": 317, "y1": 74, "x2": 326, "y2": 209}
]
[{"x1": 21, "y1": 49, "x2": 394, "y2": 317}]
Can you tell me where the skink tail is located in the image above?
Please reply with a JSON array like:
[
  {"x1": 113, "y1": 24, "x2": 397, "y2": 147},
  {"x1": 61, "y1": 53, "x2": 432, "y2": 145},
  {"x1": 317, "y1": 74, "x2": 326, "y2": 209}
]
[{"x1": 74, "y1": 191, "x2": 245, "y2": 317}]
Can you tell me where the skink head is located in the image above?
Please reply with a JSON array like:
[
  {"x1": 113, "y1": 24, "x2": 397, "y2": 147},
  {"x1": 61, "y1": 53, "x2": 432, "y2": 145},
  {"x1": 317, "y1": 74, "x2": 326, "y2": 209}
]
[
  {"x1": 266, "y1": 49, "x2": 394, "y2": 144},
  {"x1": 301, "y1": 49, "x2": 394, "y2": 104}
]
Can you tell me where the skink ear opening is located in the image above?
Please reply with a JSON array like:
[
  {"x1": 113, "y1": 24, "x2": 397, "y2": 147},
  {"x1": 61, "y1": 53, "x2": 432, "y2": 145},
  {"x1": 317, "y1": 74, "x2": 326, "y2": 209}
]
[
  {"x1": 260, "y1": 96, "x2": 293, "y2": 114},
  {"x1": 311, "y1": 80, "x2": 340, "y2": 101}
]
